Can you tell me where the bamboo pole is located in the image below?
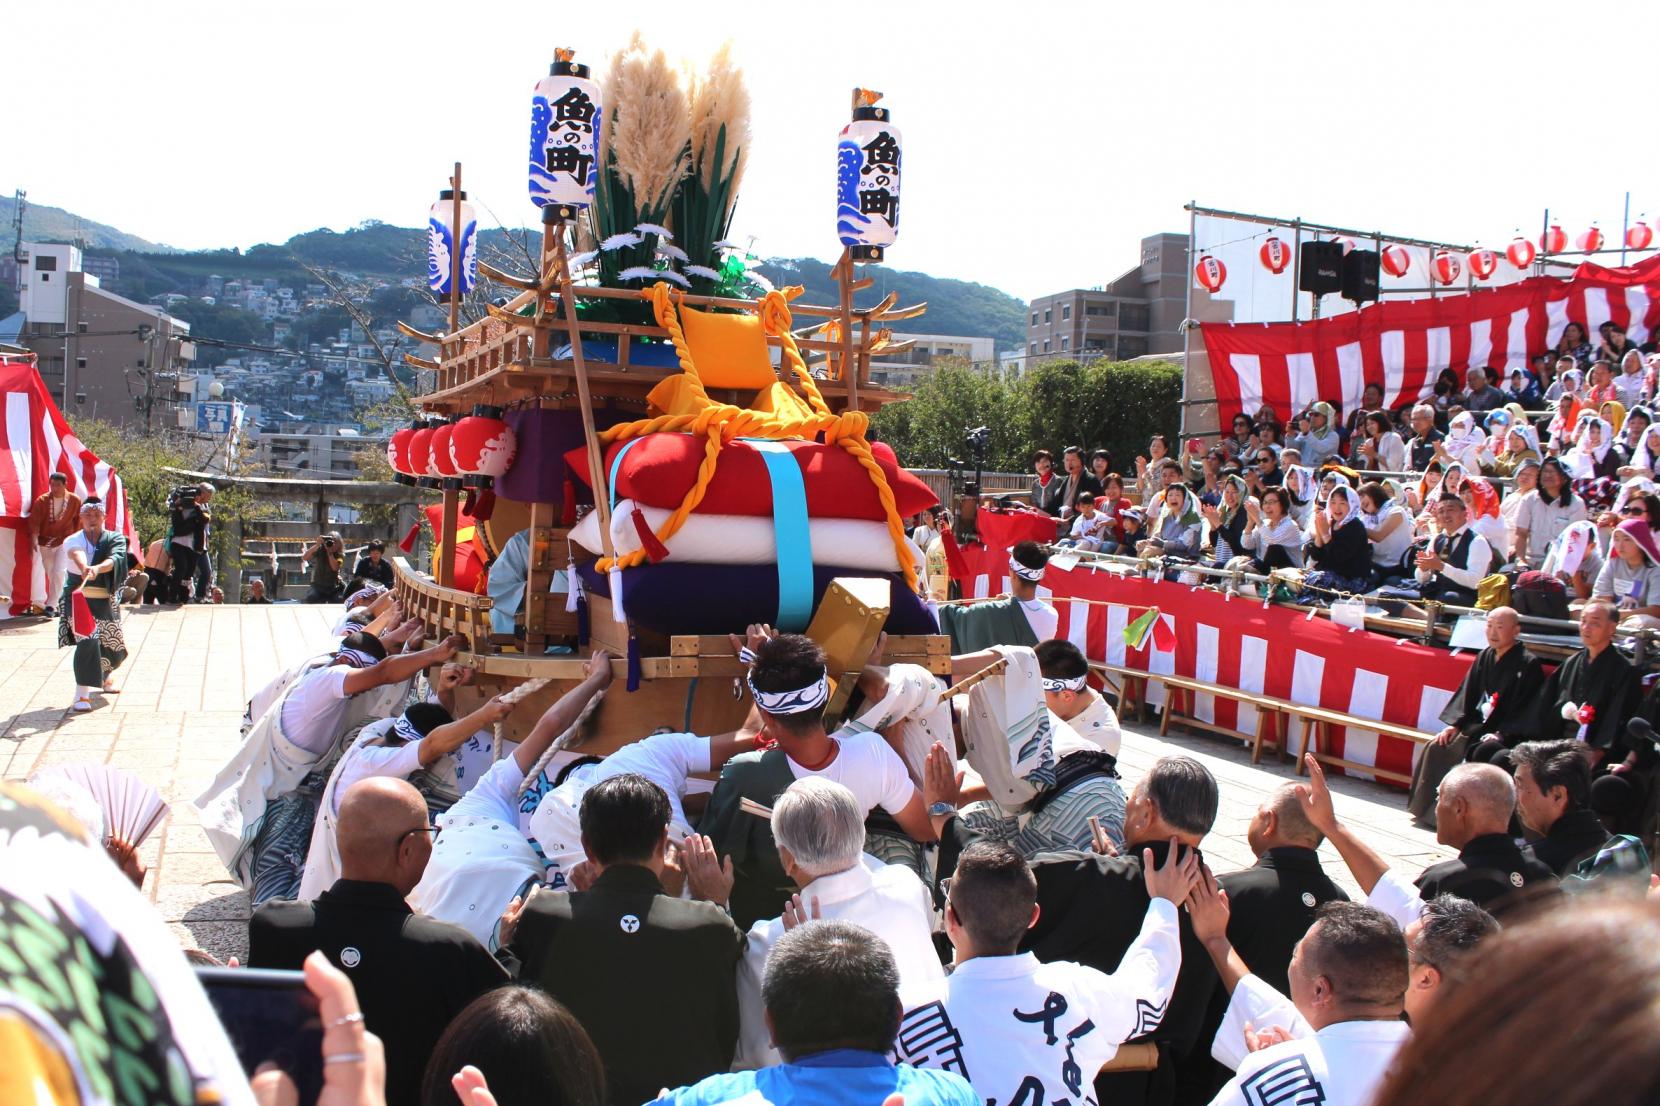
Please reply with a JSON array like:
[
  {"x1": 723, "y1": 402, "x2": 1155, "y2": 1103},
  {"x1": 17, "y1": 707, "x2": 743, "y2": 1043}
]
[
  {"x1": 548, "y1": 213, "x2": 618, "y2": 570},
  {"x1": 836, "y1": 247, "x2": 859, "y2": 411},
  {"x1": 448, "y1": 163, "x2": 463, "y2": 335}
]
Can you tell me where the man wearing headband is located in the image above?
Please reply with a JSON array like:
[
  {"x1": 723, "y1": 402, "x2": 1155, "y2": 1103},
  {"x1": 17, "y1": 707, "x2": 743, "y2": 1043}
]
[
  {"x1": 936, "y1": 541, "x2": 1057, "y2": 652},
  {"x1": 300, "y1": 695, "x2": 520, "y2": 899},
  {"x1": 59, "y1": 496, "x2": 127, "y2": 711},
  {"x1": 701, "y1": 633, "x2": 935, "y2": 928},
  {"x1": 198, "y1": 620, "x2": 463, "y2": 903}
]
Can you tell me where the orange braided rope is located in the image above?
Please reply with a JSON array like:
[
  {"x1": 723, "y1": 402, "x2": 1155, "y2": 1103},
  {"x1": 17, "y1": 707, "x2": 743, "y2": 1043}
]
[{"x1": 591, "y1": 282, "x2": 919, "y2": 592}]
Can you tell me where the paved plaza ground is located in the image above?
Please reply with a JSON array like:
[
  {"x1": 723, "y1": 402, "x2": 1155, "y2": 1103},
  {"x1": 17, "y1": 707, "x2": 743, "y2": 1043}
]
[{"x1": 0, "y1": 605, "x2": 1455, "y2": 962}]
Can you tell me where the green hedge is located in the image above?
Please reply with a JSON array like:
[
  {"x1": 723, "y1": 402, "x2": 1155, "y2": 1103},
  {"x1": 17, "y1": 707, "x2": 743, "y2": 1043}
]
[{"x1": 870, "y1": 358, "x2": 1182, "y2": 476}]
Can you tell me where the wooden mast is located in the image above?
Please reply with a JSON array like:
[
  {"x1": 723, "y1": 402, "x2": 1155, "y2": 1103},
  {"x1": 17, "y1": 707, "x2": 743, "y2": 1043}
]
[{"x1": 438, "y1": 161, "x2": 464, "y2": 588}]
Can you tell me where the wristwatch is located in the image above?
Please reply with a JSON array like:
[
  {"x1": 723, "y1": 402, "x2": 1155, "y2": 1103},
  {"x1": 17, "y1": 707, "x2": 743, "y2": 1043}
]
[{"x1": 928, "y1": 801, "x2": 958, "y2": 818}]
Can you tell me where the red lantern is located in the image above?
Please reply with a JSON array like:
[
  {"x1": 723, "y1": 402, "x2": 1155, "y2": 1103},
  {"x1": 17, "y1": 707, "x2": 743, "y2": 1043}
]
[
  {"x1": 1577, "y1": 224, "x2": 1604, "y2": 253},
  {"x1": 1468, "y1": 248, "x2": 1498, "y2": 280},
  {"x1": 1628, "y1": 220, "x2": 1653, "y2": 251},
  {"x1": 408, "y1": 421, "x2": 437, "y2": 488},
  {"x1": 1431, "y1": 250, "x2": 1462, "y2": 285},
  {"x1": 1380, "y1": 244, "x2": 1411, "y2": 278},
  {"x1": 1258, "y1": 237, "x2": 1290, "y2": 274},
  {"x1": 1540, "y1": 224, "x2": 1567, "y2": 254},
  {"x1": 450, "y1": 405, "x2": 518, "y2": 489},
  {"x1": 1194, "y1": 254, "x2": 1227, "y2": 293},
  {"x1": 430, "y1": 420, "x2": 459, "y2": 480},
  {"x1": 1331, "y1": 236, "x2": 1357, "y2": 255},
  {"x1": 387, "y1": 425, "x2": 417, "y2": 485},
  {"x1": 1506, "y1": 235, "x2": 1536, "y2": 269}
]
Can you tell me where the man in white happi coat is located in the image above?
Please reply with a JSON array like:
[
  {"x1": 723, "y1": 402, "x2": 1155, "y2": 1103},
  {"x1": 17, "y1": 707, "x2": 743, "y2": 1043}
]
[
  {"x1": 717, "y1": 777, "x2": 943, "y2": 1070},
  {"x1": 893, "y1": 840, "x2": 1195, "y2": 1105},
  {"x1": 197, "y1": 623, "x2": 461, "y2": 903}
]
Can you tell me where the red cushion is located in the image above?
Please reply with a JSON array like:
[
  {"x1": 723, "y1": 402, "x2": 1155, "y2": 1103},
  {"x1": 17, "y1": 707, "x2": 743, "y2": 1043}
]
[{"x1": 564, "y1": 434, "x2": 937, "y2": 521}]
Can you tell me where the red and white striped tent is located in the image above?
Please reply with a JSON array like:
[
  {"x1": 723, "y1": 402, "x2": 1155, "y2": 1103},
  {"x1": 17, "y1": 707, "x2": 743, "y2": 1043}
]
[
  {"x1": 1200, "y1": 253, "x2": 1660, "y2": 423},
  {"x1": 0, "y1": 350, "x2": 139, "y2": 616}
]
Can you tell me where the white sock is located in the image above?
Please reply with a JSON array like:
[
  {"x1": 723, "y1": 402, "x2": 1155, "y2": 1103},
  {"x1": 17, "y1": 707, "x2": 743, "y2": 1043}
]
[{"x1": 75, "y1": 685, "x2": 92, "y2": 700}]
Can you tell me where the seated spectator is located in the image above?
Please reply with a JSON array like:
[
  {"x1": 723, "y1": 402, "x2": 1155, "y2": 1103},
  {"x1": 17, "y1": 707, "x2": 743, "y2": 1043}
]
[
  {"x1": 1352, "y1": 411, "x2": 1405, "y2": 472},
  {"x1": 1140, "y1": 483, "x2": 1203, "y2": 561},
  {"x1": 1546, "y1": 384, "x2": 1582, "y2": 452},
  {"x1": 1404, "y1": 403, "x2": 1444, "y2": 471},
  {"x1": 1119, "y1": 506, "x2": 1146, "y2": 548},
  {"x1": 1508, "y1": 739, "x2": 1612, "y2": 876},
  {"x1": 1358, "y1": 481, "x2": 1413, "y2": 586},
  {"x1": 1093, "y1": 474, "x2": 1133, "y2": 552},
  {"x1": 1256, "y1": 420, "x2": 1285, "y2": 454},
  {"x1": 1030, "y1": 449, "x2": 1064, "y2": 517},
  {"x1": 1458, "y1": 478, "x2": 1507, "y2": 568},
  {"x1": 1498, "y1": 459, "x2": 1539, "y2": 545},
  {"x1": 1512, "y1": 458, "x2": 1587, "y2": 568},
  {"x1": 1220, "y1": 413, "x2": 1259, "y2": 460},
  {"x1": 1058, "y1": 491, "x2": 1115, "y2": 552},
  {"x1": 504, "y1": 774, "x2": 746, "y2": 1106},
  {"x1": 1411, "y1": 494, "x2": 1491, "y2": 606},
  {"x1": 1407, "y1": 461, "x2": 1444, "y2": 518},
  {"x1": 1090, "y1": 447, "x2": 1113, "y2": 487},
  {"x1": 1463, "y1": 368, "x2": 1505, "y2": 413},
  {"x1": 246, "y1": 576, "x2": 273, "y2": 604},
  {"x1": 1342, "y1": 381, "x2": 1387, "y2": 442},
  {"x1": 1601, "y1": 399, "x2": 1628, "y2": 442},
  {"x1": 1200, "y1": 476, "x2": 1250, "y2": 567},
  {"x1": 1241, "y1": 486, "x2": 1304, "y2": 570},
  {"x1": 352, "y1": 540, "x2": 395, "y2": 590},
  {"x1": 1504, "y1": 362, "x2": 1544, "y2": 407},
  {"x1": 1565, "y1": 415, "x2": 1621, "y2": 480},
  {"x1": 894, "y1": 842, "x2": 1192, "y2": 1106},
  {"x1": 1301, "y1": 485, "x2": 1373, "y2": 598},
  {"x1": 1618, "y1": 420, "x2": 1660, "y2": 478},
  {"x1": 1435, "y1": 411, "x2": 1487, "y2": 472},
  {"x1": 1592, "y1": 518, "x2": 1660, "y2": 626},
  {"x1": 1408, "y1": 607, "x2": 1544, "y2": 825},
  {"x1": 1602, "y1": 322, "x2": 1642, "y2": 370},
  {"x1": 1614, "y1": 348, "x2": 1649, "y2": 408},
  {"x1": 1280, "y1": 465, "x2": 1316, "y2": 530},
  {"x1": 1585, "y1": 359, "x2": 1619, "y2": 407},
  {"x1": 1430, "y1": 368, "x2": 1466, "y2": 417},
  {"x1": 651, "y1": 920, "x2": 979, "y2": 1106},
  {"x1": 1288, "y1": 402, "x2": 1343, "y2": 469},
  {"x1": 249, "y1": 777, "x2": 510, "y2": 1106},
  {"x1": 1244, "y1": 446, "x2": 1282, "y2": 495},
  {"x1": 422, "y1": 986, "x2": 605, "y2": 1106},
  {"x1": 730, "y1": 778, "x2": 942, "y2": 1069},
  {"x1": 1134, "y1": 435, "x2": 1173, "y2": 504},
  {"x1": 1058, "y1": 445, "x2": 1104, "y2": 518}
]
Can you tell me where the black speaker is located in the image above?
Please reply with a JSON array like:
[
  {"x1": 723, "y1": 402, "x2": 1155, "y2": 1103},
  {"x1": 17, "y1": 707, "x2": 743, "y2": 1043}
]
[
  {"x1": 1298, "y1": 241, "x2": 1344, "y2": 296},
  {"x1": 1342, "y1": 249, "x2": 1381, "y2": 303}
]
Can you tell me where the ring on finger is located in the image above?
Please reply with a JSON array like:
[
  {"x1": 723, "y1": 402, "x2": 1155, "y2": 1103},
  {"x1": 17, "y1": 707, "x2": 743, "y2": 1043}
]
[
  {"x1": 324, "y1": 1052, "x2": 367, "y2": 1065},
  {"x1": 329, "y1": 1012, "x2": 366, "y2": 1029}
]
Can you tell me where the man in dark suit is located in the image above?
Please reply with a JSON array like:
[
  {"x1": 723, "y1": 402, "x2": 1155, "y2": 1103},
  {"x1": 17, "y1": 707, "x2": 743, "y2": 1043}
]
[
  {"x1": 504, "y1": 773, "x2": 745, "y2": 1106},
  {"x1": 935, "y1": 755, "x2": 1222, "y2": 1106},
  {"x1": 1510, "y1": 740, "x2": 1612, "y2": 876},
  {"x1": 249, "y1": 777, "x2": 508, "y2": 1106}
]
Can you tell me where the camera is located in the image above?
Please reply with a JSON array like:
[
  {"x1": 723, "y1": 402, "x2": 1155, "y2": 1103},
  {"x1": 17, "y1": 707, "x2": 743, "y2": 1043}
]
[
  {"x1": 167, "y1": 484, "x2": 201, "y2": 511},
  {"x1": 966, "y1": 426, "x2": 991, "y2": 451}
]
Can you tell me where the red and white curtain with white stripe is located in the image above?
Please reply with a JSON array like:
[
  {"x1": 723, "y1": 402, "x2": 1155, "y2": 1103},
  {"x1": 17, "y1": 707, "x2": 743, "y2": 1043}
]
[
  {"x1": 1200, "y1": 254, "x2": 1660, "y2": 423},
  {"x1": 0, "y1": 353, "x2": 139, "y2": 616}
]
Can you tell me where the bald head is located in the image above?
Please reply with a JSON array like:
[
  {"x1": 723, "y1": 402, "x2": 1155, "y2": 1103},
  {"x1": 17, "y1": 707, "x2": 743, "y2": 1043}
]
[
  {"x1": 337, "y1": 777, "x2": 432, "y2": 891},
  {"x1": 1441, "y1": 764, "x2": 1516, "y2": 838}
]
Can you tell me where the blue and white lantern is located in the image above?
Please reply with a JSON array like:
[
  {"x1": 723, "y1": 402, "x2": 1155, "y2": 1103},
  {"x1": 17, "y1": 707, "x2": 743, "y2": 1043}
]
[
  {"x1": 427, "y1": 189, "x2": 477, "y2": 301},
  {"x1": 836, "y1": 90, "x2": 901, "y2": 263},
  {"x1": 529, "y1": 49, "x2": 603, "y2": 213}
]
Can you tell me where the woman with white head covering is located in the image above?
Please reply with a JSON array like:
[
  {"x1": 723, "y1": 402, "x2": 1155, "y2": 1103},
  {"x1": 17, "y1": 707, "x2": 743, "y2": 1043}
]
[
  {"x1": 1621, "y1": 423, "x2": 1660, "y2": 479},
  {"x1": 1280, "y1": 465, "x2": 1316, "y2": 531},
  {"x1": 1301, "y1": 483, "x2": 1374, "y2": 598},
  {"x1": 1487, "y1": 422, "x2": 1542, "y2": 477},
  {"x1": 1435, "y1": 410, "x2": 1487, "y2": 472},
  {"x1": 1565, "y1": 416, "x2": 1620, "y2": 480},
  {"x1": 1357, "y1": 480, "x2": 1413, "y2": 587}
]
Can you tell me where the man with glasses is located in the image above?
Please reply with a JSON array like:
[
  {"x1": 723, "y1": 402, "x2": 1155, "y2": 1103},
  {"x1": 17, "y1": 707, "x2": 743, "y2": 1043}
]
[
  {"x1": 1404, "y1": 404, "x2": 1445, "y2": 472},
  {"x1": 251, "y1": 776, "x2": 508, "y2": 1105}
]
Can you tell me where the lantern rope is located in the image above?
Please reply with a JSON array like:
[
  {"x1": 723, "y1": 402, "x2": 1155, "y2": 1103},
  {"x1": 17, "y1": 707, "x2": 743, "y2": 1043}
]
[{"x1": 589, "y1": 281, "x2": 921, "y2": 593}]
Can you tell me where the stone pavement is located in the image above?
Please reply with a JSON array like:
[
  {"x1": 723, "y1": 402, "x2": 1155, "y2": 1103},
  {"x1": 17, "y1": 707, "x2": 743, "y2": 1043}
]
[{"x1": 0, "y1": 605, "x2": 1454, "y2": 962}]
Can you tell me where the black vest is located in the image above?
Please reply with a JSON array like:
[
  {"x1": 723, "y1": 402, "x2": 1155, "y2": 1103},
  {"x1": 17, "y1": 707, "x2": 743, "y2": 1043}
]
[{"x1": 1429, "y1": 528, "x2": 1479, "y2": 604}]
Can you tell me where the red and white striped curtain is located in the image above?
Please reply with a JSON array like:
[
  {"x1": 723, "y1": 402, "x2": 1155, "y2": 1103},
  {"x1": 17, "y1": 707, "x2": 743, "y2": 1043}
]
[
  {"x1": 0, "y1": 353, "x2": 139, "y2": 616},
  {"x1": 1200, "y1": 254, "x2": 1660, "y2": 423}
]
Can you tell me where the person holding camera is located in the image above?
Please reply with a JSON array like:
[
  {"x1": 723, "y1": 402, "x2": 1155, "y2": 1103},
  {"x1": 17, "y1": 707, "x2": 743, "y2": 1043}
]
[
  {"x1": 303, "y1": 531, "x2": 347, "y2": 604},
  {"x1": 165, "y1": 482, "x2": 213, "y2": 604}
]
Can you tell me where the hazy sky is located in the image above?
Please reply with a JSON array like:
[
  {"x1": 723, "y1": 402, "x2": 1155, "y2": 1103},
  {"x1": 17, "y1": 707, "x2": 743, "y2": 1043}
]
[{"x1": 6, "y1": 1, "x2": 1655, "y2": 304}]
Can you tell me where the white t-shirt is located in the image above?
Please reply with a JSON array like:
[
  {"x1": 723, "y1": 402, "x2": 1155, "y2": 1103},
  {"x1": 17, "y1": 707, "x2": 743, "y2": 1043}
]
[
  {"x1": 452, "y1": 730, "x2": 516, "y2": 796},
  {"x1": 1054, "y1": 692, "x2": 1122, "y2": 759},
  {"x1": 1019, "y1": 597, "x2": 1059, "y2": 642},
  {"x1": 897, "y1": 900, "x2": 1181, "y2": 1105},
  {"x1": 61, "y1": 530, "x2": 105, "y2": 565},
  {"x1": 565, "y1": 731, "x2": 713, "y2": 832},
  {"x1": 278, "y1": 666, "x2": 355, "y2": 756},
  {"x1": 326, "y1": 738, "x2": 424, "y2": 815},
  {"x1": 790, "y1": 730, "x2": 917, "y2": 816}
]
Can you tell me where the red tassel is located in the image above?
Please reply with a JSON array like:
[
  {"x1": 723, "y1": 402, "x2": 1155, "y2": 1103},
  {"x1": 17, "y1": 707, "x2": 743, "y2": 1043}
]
[
  {"x1": 561, "y1": 476, "x2": 577, "y2": 527},
  {"x1": 472, "y1": 490, "x2": 496, "y2": 522},
  {"x1": 398, "y1": 522, "x2": 422, "y2": 554},
  {"x1": 630, "y1": 508, "x2": 671, "y2": 562}
]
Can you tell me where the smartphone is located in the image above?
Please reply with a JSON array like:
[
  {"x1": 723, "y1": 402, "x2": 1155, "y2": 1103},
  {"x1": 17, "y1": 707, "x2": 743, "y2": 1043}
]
[{"x1": 197, "y1": 966, "x2": 324, "y2": 1105}]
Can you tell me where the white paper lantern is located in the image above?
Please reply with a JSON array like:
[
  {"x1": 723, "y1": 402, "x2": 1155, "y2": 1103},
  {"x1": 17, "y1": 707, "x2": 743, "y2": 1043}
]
[
  {"x1": 427, "y1": 190, "x2": 477, "y2": 300},
  {"x1": 529, "y1": 50, "x2": 603, "y2": 211},
  {"x1": 837, "y1": 90, "x2": 901, "y2": 262}
]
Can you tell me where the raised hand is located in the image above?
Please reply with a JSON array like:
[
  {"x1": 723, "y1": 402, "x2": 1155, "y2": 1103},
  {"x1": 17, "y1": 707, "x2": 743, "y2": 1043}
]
[
  {"x1": 1087, "y1": 815, "x2": 1119, "y2": 857},
  {"x1": 782, "y1": 892, "x2": 822, "y2": 931},
  {"x1": 1185, "y1": 866, "x2": 1230, "y2": 944},
  {"x1": 681, "y1": 834, "x2": 735, "y2": 905},
  {"x1": 497, "y1": 894, "x2": 527, "y2": 948},
  {"x1": 585, "y1": 649, "x2": 616, "y2": 687},
  {"x1": 924, "y1": 742, "x2": 963, "y2": 812},
  {"x1": 1295, "y1": 754, "x2": 1338, "y2": 835},
  {"x1": 1243, "y1": 1023, "x2": 1296, "y2": 1053}
]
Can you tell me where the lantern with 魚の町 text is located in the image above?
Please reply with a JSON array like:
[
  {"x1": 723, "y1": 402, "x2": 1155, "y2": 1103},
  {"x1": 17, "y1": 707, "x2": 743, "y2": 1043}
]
[
  {"x1": 1432, "y1": 250, "x2": 1462, "y2": 285},
  {"x1": 1468, "y1": 248, "x2": 1498, "y2": 280},
  {"x1": 837, "y1": 89, "x2": 901, "y2": 262},
  {"x1": 1194, "y1": 255, "x2": 1226, "y2": 293},
  {"x1": 430, "y1": 419, "x2": 460, "y2": 484},
  {"x1": 1381, "y1": 245, "x2": 1411, "y2": 278},
  {"x1": 1259, "y1": 237, "x2": 1290, "y2": 274},
  {"x1": 1629, "y1": 221, "x2": 1653, "y2": 251},
  {"x1": 1577, "y1": 225, "x2": 1604, "y2": 253},
  {"x1": 408, "y1": 419, "x2": 439, "y2": 489},
  {"x1": 427, "y1": 191, "x2": 477, "y2": 302},
  {"x1": 1507, "y1": 235, "x2": 1536, "y2": 269},
  {"x1": 1541, "y1": 224, "x2": 1567, "y2": 254},
  {"x1": 529, "y1": 49, "x2": 602, "y2": 211},
  {"x1": 388, "y1": 424, "x2": 417, "y2": 486},
  {"x1": 451, "y1": 405, "x2": 518, "y2": 490}
]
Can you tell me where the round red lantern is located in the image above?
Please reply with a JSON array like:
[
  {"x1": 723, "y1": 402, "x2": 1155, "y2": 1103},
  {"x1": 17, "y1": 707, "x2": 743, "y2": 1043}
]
[
  {"x1": 387, "y1": 424, "x2": 417, "y2": 486},
  {"x1": 451, "y1": 405, "x2": 518, "y2": 489},
  {"x1": 1380, "y1": 244, "x2": 1411, "y2": 278},
  {"x1": 1577, "y1": 224, "x2": 1604, "y2": 253},
  {"x1": 1194, "y1": 254, "x2": 1227, "y2": 293},
  {"x1": 1540, "y1": 224, "x2": 1567, "y2": 254},
  {"x1": 1331, "y1": 236, "x2": 1357, "y2": 255},
  {"x1": 1431, "y1": 250, "x2": 1462, "y2": 285},
  {"x1": 1468, "y1": 248, "x2": 1498, "y2": 280},
  {"x1": 1506, "y1": 235, "x2": 1537, "y2": 269},
  {"x1": 430, "y1": 419, "x2": 460, "y2": 482},
  {"x1": 1258, "y1": 237, "x2": 1290, "y2": 274},
  {"x1": 1628, "y1": 220, "x2": 1653, "y2": 251},
  {"x1": 408, "y1": 420, "x2": 438, "y2": 489}
]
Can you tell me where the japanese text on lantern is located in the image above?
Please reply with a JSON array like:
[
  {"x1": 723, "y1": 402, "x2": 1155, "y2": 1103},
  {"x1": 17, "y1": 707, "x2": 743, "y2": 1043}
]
[{"x1": 859, "y1": 131, "x2": 901, "y2": 223}]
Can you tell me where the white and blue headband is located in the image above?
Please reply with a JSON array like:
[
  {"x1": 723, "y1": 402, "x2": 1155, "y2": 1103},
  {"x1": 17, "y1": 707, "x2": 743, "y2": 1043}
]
[
  {"x1": 1041, "y1": 674, "x2": 1087, "y2": 693},
  {"x1": 391, "y1": 715, "x2": 424, "y2": 743},
  {"x1": 1009, "y1": 556, "x2": 1046, "y2": 583},
  {"x1": 335, "y1": 647, "x2": 380, "y2": 669},
  {"x1": 748, "y1": 666, "x2": 831, "y2": 715}
]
